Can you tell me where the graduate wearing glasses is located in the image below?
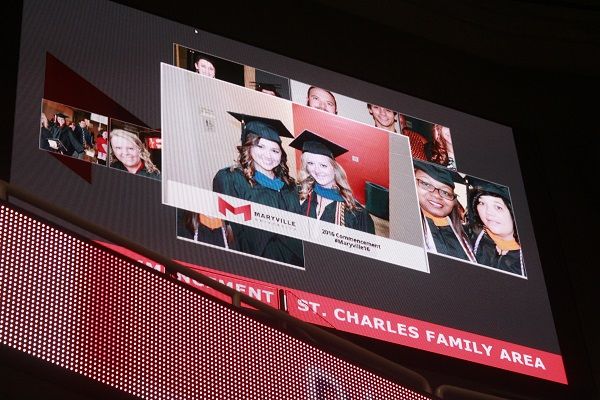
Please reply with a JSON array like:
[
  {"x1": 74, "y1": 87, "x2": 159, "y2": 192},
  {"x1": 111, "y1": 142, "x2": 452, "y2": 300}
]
[
  {"x1": 290, "y1": 130, "x2": 375, "y2": 234},
  {"x1": 212, "y1": 112, "x2": 304, "y2": 266},
  {"x1": 414, "y1": 159, "x2": 475, "y2": 261}
]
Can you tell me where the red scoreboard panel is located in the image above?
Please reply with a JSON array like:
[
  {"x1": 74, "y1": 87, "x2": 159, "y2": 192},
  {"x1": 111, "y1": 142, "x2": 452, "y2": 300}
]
[{"x1": 0, "y1": 202, "x2": 430, "y2": 399}]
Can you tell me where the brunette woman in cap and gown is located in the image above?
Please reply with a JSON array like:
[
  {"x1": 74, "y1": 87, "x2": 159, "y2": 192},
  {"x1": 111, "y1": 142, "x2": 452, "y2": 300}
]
[
  {"x1": 212, "y1": 112, "x2": 304, "y2": 266},
  {"x1": 414, "y1": 159, "x2": 475, "y2": 261},
  {"x1": 290, "y1": 130, "x2": 375, "y2": 234},
  {"x1": 466, "y1": 177, "x2": 525, "y2": 276},
  {"x1": 48, "y1": 112, "x2": 75, "y2": 155}
]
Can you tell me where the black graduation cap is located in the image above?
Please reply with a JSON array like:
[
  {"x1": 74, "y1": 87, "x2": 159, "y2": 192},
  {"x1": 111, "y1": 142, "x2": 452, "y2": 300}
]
[
  {"x1": 228, "y1": 111, "x2": 293, "y2": 144},
  {"x1": 288, "y1": 130, "x2": 348, "y2": 159},
  {"x1": 465, "y1": 175, "x2": 510, "y2": 200},
  {"x1": 413, "y1": 159, "x2": 463, "y2": 188},
  {"x1": 55, "y1": 112, "x2": 68, "y2": 118}
]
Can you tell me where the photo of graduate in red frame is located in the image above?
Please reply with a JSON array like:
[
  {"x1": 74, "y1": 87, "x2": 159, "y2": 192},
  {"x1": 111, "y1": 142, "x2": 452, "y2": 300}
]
[{"x1": 291, "y1": 103, "x2": 390, "y2": 237}]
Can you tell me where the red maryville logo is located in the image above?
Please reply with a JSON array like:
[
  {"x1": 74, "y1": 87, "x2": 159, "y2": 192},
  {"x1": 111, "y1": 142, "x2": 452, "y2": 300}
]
[{"x1": 218, "y1": 197, "x2": 252, "y2": 221}]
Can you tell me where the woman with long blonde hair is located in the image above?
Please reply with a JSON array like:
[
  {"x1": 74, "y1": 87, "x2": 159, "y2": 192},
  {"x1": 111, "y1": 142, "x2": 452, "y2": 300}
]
[
  {"x1": 109, "y1": 129, "x2": 160, "y2": 180},
  {"x1": 290, "y1": 130, "x2": 374, "y2": 233}
]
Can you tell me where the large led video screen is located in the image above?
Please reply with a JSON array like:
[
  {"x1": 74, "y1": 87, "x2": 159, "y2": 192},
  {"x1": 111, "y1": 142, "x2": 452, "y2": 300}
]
[{"x1": 9, "y1": 0, "x2": 566, "y2": 384}]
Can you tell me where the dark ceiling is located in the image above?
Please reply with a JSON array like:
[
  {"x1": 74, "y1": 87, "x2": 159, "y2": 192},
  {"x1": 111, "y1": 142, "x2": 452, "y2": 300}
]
[{"x1": 319, "y1": 0, "x2": 600, "y2": 76}]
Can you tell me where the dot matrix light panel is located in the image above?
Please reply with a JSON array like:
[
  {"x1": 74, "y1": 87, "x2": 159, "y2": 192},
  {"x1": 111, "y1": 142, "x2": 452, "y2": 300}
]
[{"x1": 0, "y1": 202, "x2": 430, "y2": 399}]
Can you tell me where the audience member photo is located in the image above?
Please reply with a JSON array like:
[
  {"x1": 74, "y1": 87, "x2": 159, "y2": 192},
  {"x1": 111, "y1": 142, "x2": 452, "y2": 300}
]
[
  {"x1": 253, "y1": 82, "x2": 281, "y2": 97},
  {"x1": 96, "y1": 126, "x2": 108, "y2": 165},
  {"x1": 193, "y1": 54, "x2": 216, "y2": 78},
  {"x1": 400, "y1": 114, "x2": 457, "y2": 170},
  {"x1": 306, "y1": 86, "x2": 338, "y2": 114},
  {"x1": 173, "y1": 44, "x2": 245, "y2": 86},
  {"x1": 399, "y1": 114, "x2": 428, "y2": 161},
  {"x1": 291, "y1": 101, "x2": 391, "y2": 239},
  {"x1": 367, "y1": 104, "x2": 398, "y2": 133},
  {"x1": 176, "y1": 208, "x2": 227, "y2": 247}
]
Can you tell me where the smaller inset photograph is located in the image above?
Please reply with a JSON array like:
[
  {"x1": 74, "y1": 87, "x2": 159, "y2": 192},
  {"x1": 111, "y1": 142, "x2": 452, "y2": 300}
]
[
  {"x1": 290, "y1": 81, "x2": 374, "y2": 126},
  {"x1": 291, "y1": 103, "x2": 388, "y2": 238},
  {"x1": 366, "y1": 103, "x2": 400, "y2": 134},
  {"x1": 244, "y1": 67, "x2": 291, "y2": 100},
  {"x1": 108, "y1": 119, "x2": 161, "y2": 181},
  {"x1": 465, "y1": 175, "x2": 526, "y2": 277},
  {"x1": 173, "y1": 44, "x2": 245, "y2": 86},
  {"x1": 40, "y1": 99, "x2": 108, "y2": 164},
  {"x1": 413, "y1": 159, "x2": 525, "y2": 277},
  {"x1": 400, "y1": 114, "x2": 457, "y2": 170},
  {"x1": 176, "y1": 208, "x2": 227, "y2": 247}
]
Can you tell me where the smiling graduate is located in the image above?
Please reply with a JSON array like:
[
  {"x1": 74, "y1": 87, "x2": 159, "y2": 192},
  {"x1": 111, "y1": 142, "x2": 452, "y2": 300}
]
[
  {"x1": 466, "y1": 176, "x2": 525, "y2": 276},
  {"x1": 413, "y1": 159, "x2": 475, "y2": 262},
  {"x1": 212, "y1": 112, "x2": 304, "y2": 266},
  {"x1": 291, "y1": 130, "x2": 375, "y2": 234}
]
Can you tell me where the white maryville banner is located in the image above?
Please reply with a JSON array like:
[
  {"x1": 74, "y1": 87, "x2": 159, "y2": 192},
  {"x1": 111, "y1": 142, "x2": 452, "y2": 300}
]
[{"x1": 166, "y1": 181, "x2": 428, "y2": 272}]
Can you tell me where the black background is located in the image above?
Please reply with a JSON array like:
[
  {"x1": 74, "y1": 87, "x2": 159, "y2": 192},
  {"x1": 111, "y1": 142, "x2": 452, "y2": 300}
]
[{"x1": 2, "y1": 0, "x2": 598, "y2": 399}]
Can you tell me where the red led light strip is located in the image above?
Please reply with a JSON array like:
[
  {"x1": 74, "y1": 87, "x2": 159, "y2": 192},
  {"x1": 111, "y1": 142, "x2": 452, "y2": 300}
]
[{"x1": 0, "y1": 203, "x2": 430, "y2": 399}]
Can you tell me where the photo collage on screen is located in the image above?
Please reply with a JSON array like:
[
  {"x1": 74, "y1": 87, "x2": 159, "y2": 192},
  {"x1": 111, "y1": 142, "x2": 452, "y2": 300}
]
[
  {"x1": 167, "y1": 44, "x2": 525, "y2": 278},
  {"x1": 40, "y1": 99, "x2": 108, "y2": 164},
  {"x1": 38, "y1": 42, "x2": 524, "y2": 278},
  {"x1": 39, "y1": 101, "x2": 162, "y2": 182},
  {"x1": 164, "y1": 45, "x2": 424, "y2": 272},
  {"x1": 171, "y1": 44, "x2": 304, "y2": 268}
]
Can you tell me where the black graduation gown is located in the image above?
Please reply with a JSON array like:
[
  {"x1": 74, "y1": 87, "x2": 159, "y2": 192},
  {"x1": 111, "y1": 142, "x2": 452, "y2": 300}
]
[
  {"x1": 425, "y1": 217, "x2": 471, "y2": 261},
  {"x1": 40, "y1": 126, "x2": 52, "y2": 151},
  {"x1": 176, "y1": 209, "x2": 225, "y2": 247},
  {"x1": 49, "y1": 124, "x2": 75, "y2": 155},
  {"x1": 213, "y1": 168, "x2": 304, "y2": 267},
  {"x1": 111, "y1": 161, "x2": 161, "y2": 181},
  {"x1": 473, "y1": 231, "x2": 523, "y2": 275},
  {"x1": 301, "y1": 193, "x2": 375, "y2": 234}
]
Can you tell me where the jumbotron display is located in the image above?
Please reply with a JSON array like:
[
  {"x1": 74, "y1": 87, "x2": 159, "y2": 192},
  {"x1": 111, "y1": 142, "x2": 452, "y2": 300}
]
[{"x1": 8, "y1": 0, "x2": 566, "y2": 385}]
